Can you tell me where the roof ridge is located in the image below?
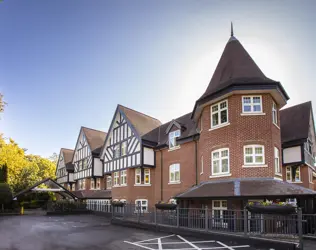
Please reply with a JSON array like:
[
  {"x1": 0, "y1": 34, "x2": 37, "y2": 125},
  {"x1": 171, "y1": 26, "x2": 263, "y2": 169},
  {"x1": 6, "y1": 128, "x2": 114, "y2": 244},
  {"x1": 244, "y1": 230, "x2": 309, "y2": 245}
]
[
  {"x1": 61, "y1": 148, "x2": 74, "y2": 152},
  {"x1": 159, "y1": 112, "x2": 193, "y2": 127},
  {"x1": 118, "y1": 104, "x2": 161, "y2": 123},
  {"x1": 280, "y1": 101, "x2": 312, "y2": 112},
  {"x1": 82, "y1": 126, "x2": 107, "y2": 134}
]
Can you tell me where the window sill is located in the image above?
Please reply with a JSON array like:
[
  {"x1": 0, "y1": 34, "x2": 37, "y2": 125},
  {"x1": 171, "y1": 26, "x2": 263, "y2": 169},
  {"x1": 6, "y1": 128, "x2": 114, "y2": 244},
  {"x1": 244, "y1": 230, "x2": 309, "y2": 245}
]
[
  {"x1": 274, "y1": 176, "x2": 283, "y2": 181},
  {"x1": 286, "y1": 181, "x2": 303, "y2": 184},
  {"x1": 168, "y1": 146, "x2": 181, "y2": 152},
  {"x1": 113, "y1": 184, "x2": 127, "y2": 188},
  {"x1": 168, "y1": 181, "x2": 181, "y2": 185},
  {"x1": 275, "y1": 173, "x2": 282, "y2": 177},
  {"x1": 209, "y1": 122, "x2": 230, "y2": 131},
  {"x1": 240, "y1": 112, "x2": 266, "y2": 116},
  {"x1": 273, "y1": 123, "x2": 280, "y2": 129},
  {"x1": 209, "y1": 173, "x2": 231, "y2": 178},
  {"x1": 134, "y1": 184, "x2": 151, "y2": 187},
  {"x1": 242, "y1": 164, "x2": 268, "y2": 168}
]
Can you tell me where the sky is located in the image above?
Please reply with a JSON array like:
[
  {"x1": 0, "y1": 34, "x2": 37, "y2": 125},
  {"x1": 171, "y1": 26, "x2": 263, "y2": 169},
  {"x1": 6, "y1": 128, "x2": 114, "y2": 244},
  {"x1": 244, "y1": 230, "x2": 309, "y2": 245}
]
[{"x1": 0, "y1": 0, "x2": 315, "y2": 157}]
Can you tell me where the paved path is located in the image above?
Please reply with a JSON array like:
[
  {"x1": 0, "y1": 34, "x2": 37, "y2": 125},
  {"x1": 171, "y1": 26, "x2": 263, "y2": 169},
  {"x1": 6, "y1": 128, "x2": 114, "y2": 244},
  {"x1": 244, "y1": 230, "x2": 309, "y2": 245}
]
[{"x1": 0, "y1": 214, "x2": 314, "y2": 250}]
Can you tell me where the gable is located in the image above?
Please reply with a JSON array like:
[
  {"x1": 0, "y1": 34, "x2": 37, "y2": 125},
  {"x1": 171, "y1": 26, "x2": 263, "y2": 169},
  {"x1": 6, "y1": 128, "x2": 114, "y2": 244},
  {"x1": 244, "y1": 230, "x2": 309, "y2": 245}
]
[
  {"x1": 56, "y1": 152, "x2": 65, "y2": 174},
  {"x1": 101, "y1": 108, "x2": 141, "y2": 173},
  {"x1": 73, "y1": 129, "x2": 92, "y2": 164}
]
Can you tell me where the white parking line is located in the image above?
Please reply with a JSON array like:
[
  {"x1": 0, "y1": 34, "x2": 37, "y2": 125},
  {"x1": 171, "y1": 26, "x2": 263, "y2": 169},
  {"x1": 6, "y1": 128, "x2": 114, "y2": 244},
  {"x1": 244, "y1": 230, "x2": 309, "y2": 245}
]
[
  {"x1": 176, "y1": 235, "x2": 201, "y2": 250},
  {"x1": 141, "y1": 240, "x2": 216, "y2": 245},
  {"x1": 135, "y1": 234, "x2": 175, "y2": 243},
  {"x1": 124, "y1": 241, "x2": 156, "y2": 250}
]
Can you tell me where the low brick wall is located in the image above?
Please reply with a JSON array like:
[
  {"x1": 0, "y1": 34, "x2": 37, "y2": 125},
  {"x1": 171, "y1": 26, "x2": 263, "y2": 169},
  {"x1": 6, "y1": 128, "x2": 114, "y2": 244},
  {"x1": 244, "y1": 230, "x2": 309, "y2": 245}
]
[{"x1": 111, "y1": 218, "x2": 298, "y2": 250}]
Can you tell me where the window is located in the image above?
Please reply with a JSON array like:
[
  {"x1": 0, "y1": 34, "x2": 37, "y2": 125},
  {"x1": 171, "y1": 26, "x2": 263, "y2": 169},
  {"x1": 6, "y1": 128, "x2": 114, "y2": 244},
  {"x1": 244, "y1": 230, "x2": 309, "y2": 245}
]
[
  {"x1": 211, "y1": 100, "x2": 228, "y2": 128},
  {"x1": 272, "y1": 102, "x2": 278, "y2": 125},
  {"x1": 96, "y1": 178, "x2": 101, "y2": 189},
  {"x1": 212, "y1": 148, "x2": 229, "y2": 175},
  {"x1": 169, "y1": 163, "x2": 180, "y2": 183},
  {"x1": 114, "y1": 172, "x2": 119, "y2": 186},
  {"x1": 121, "y1": 141, "x2": 127, "y2": 156},
  {"x1": 244, "y1": 145, "x2": 265, "y2": 165},
  {"x1": 309, "y1": 168, "x2": 313, "y2": 184},
  {"x1": 144, "y1": 169, "x2": 150, "y2": 184},
  {"x1": 121, "y1": 170, "x2": 127, "y2": 185},
  {"x1": 169, "y1": 130, "x2": 181, "y2": 149},
  {"x1": 286, "y1": 166, "x2": 301, "y2": 182},
  {"x1": 135, "y1": 168, "x2": 141, "y2": 185},
  {"x1": 90, "y1": 178, "x2": 95, "y2": 189},
  {"x1": 114, "y1": 145, "x2": 120, "y2": 158},
  {"x1": 212, "y1": 200, "x2": 228, "y2": 228},
  {"x1": 242, "y1": 96, "x2": 262, "y2": 113},
  {"x1": 135, "y1": 199, "x2": 148, "y2": 212},
  {"x1": 200, "y1": 155, "x2": 204, "y2": 174},
  {"x1": 107, "y1": 176, "x2": 112, "y2": 189},
  {"x1": 274, "y1": 147, "x2": 281, "y2": 175},
  {"x1": 79, "y1": 161, "x2": 83, "y2": 170},
  {"x1": 83, "y1": 158, "x2": 88, "y2": 169},
  {"x1": 79, "y1": 179, "x2": 85, "y2": 190},
  {"x1": 305, "y1": 138, "x2": 313, "y2": 155}
]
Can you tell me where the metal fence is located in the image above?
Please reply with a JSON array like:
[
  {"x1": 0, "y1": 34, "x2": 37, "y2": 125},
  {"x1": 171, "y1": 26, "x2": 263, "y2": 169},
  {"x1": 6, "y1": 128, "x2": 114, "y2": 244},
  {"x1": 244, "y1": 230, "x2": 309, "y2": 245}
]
[{"x1": 110, "y1": 204, "x2": 303, "y2": 244}]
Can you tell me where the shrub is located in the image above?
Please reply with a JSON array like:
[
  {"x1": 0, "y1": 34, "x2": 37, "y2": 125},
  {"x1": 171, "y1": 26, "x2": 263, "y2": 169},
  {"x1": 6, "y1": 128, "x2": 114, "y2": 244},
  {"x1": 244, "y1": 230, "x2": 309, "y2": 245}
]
[{"x1": 0, "y1": 183, "x2": 13, "y2": 210}]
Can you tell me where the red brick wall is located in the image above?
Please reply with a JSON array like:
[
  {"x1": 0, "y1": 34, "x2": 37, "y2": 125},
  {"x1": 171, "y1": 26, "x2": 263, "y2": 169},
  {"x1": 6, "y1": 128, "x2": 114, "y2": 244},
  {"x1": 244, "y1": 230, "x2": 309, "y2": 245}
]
[
  {"x1": 198, "y1": 94, "x2": 282, "y2": 182},
  {"x1": 154, "y1": 141, "x2": 197, "y2": 204}
]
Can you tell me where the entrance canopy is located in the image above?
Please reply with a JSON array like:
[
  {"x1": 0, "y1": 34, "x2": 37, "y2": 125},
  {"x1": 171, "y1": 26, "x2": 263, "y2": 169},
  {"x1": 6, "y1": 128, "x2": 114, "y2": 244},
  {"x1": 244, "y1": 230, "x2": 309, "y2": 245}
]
[{"x1": 13, "y1": 177, "x2": 78, "y2": 200}]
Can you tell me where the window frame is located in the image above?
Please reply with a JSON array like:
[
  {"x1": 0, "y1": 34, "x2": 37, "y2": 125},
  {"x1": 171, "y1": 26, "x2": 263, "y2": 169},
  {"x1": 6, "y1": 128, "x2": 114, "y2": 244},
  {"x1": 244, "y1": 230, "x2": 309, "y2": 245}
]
[
  {"x1": 144, "y1": 169, "x2": 150, "y2": 184},
  {"x1": 242, "y1": 96, "x2": 263, "y2": 114},
  {"x1": 286, "y1": 166, "x2": 301, "y2": 182},
  {"x1": 90, "y1": 178, "x2": 95, "y2": 189},
  {"x1": 272, "y1": 102, "x2": 278, "y2": 125},
  {"x1": 274, "y1": 147, "x2": 281, "y2": 175},
  {"x1": 243, "y1": 145, "x2": 265, "y2": 166},
  {"x1": 135, "y1": 199, "x2": 148, "y2": 212},
  {"x1": 114, "y1": 172, "x2": 119, "y2": 186},
  {"x1": 309, "y1": 168, "x2": 313, "y2": 184},
  {"x1": 96, "y1": 178, "x2": 101, "y2": 189},
  {"x1": 120, "y1": 170, "x2": 127, "y2": 186},
  {"x1": 200, "y1": 155, "x2": 204, "y2": 175},
  {"x1": 211, "y1": 148, "x2": 230, "y2": 176},
  {"x1": 169, "y1": 163, "x2": 180, "y2": 184},
  {"x1": 135, "y1": 168, "x2": 141, "y2": 185},
  {"x1": 169, "y1": 130, "x2": 181, "y2": 149},
  {"x1": 121, "y1": 141, "x2": 127, "y2": 156},
  {"x1": 106, "y1": 176, "x2": 112, "y2": 189},
  {"x1": 210, "y1": 100, "x2": 228, "y2": 129}
]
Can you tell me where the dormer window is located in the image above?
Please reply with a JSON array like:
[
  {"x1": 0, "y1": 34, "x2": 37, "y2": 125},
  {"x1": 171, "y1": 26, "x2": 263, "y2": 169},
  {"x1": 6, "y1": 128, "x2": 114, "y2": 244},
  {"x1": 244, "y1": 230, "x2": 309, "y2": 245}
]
[{"x1": 169, "y1": 130, "x2": 181, "y2": 149}]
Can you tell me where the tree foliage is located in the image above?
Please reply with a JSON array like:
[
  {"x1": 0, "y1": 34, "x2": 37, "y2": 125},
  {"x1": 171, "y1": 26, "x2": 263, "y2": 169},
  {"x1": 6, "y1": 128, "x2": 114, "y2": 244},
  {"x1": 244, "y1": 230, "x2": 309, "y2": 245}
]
[
  {"x1": 0, "y1": 135, "x2": 56, "y2": 193},
  {"x1": 0, "y1": 183, "x2": 13, "y2": 208}
]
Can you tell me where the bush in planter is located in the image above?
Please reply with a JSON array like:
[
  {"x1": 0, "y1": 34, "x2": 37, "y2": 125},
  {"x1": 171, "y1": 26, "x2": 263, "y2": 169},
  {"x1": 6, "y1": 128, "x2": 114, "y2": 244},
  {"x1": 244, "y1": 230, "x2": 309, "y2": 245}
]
[
  {"x1": 155, "y1": 200, "x2": 177, "y2": 210},
  {"x1": 246, "y1": 201, "x2": 296, "y2": 214}
]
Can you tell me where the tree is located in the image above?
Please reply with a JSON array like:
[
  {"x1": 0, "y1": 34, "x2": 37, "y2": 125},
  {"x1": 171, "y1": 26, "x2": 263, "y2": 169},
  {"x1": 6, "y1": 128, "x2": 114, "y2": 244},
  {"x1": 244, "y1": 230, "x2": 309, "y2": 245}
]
[
  {"x1": 0, "y1": 183, "x2": 13, "y2": 211},
  {"x1": 49, "y1": 152, "x2": 59, "y2": 165}
]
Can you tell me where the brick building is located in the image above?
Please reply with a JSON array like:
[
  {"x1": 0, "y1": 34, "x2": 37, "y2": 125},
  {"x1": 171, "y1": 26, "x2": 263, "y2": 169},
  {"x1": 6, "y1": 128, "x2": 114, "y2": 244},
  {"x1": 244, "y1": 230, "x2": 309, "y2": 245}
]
[{"x1": 55, "y1": 28, "x2": 316, "y2": 213}]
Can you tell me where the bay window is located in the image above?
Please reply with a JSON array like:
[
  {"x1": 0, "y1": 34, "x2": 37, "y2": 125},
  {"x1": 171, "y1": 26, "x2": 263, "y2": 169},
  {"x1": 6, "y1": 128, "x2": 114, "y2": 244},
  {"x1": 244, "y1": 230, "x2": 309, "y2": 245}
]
[
  {"x1": 274, "y1": 147, "x2": 281, "y2": 175},
  {"x1": 212, "y1": 148, "x2": 229, "y2": 175},
  {"x1": 211, "y1": 100, "x2": 228, "y2": 128},
  {"x1": 272, "y1": 102, "x2": 278, "y2": 125},
  {"x1": 244, "y1": 145, "x2": 265, "y2": 165},
  {"x1": 242, "y1": 96, "x2": 262, "y2": 113}
]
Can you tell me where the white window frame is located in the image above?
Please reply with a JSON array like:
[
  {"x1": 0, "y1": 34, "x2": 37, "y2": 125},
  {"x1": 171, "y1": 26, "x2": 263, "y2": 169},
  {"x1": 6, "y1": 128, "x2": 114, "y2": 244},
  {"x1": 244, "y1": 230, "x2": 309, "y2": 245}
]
[
  {"x1": 286, "y1": 166, "x2": 301, "y2": 182},
  {"x1": 121, "y1": 141, "x2": 127, "y2": 156},
  {"x1": 274, "y1": 147, "x2": 281, "y2": 176},
  {"x1": 200, "y1": 155, "x2": 204, "y2": 175},
  {"x1": 309, "y1": 168, "x2": 313, "y2": 184},
  {"x1": 211, "y1": 148, "x2": 230, "y2": 175},
  {"x1": 96, "y1": 178, "x2": 101, "y2": 189},
  {"x1": 272, "y1": 102, "x2": 278, "y2": 125},
  {"x1": 135, "y1": 168, "x2": 141, "y2": 185},
  {"x1": 169, "y1": 163, "x2": 180, "y2": 184},
  {"x1": 114, "y1": 172, "x2": 119, "y2": 186},
  {"x1": 79, "y1": 179, "x2": 85, "y2": 190},
  {"x1": 243, "y1": 145, "x2": 265, "y2": 166},
  {"x1": 169, "y1": 130, "x2": 181, "y2": 149},
  {"x1": 212, "y1": 200, "x2": 228, "y2": 228},
  {"x1": 144, "y1": 169, "x2": 150, "y2": 184},
  {"x1": 120, "y1": 170, "x2": 127, "y2": 186},
  {"x1": 242, "y1": 96, "x2": 263, "y2": 114},
  {"x1": 135, "y1": 199, "x2": 148, "y2": 212},
  {"x1": 211, "y1": 100, "x2": 228, "y2": 129},
  {"x1": 114, "y1": 145, "x2": 120, "y2": 159},
  {"x1": 106, "y1": 176, "x2": 112, "y2": 189},
  {"x1": 90, "y1": 178, "x2": 95, "y2": 189}
]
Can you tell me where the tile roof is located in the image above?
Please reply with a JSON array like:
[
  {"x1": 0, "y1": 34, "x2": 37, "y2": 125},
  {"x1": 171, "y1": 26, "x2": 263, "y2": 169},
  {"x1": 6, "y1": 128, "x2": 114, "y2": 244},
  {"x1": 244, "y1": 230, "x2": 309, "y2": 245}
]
[
  {"x1": 72, "y1": 189, "x2": 112, "y2": 199},
  {"x1": 280, "y1": 101, "x2": 312, "y2": 144},
  {"x1": 176, "y1": 178, "x2": 316, "y2": 199},
  {"x1": 197, "y1": 36, "x2": 279, "y2": 103},
  {"x1": 119, "y1": 105, "x2": 162, "y2": 137},
  {"x1": 82, "y1": 127, "x2": 107, "y2": 153},
  {"x1": 61, "y1": 148, "x2": 74, "y2": 171},
  {"x1": 142, "y1": 112, "x2": 198, "y2": 147}
]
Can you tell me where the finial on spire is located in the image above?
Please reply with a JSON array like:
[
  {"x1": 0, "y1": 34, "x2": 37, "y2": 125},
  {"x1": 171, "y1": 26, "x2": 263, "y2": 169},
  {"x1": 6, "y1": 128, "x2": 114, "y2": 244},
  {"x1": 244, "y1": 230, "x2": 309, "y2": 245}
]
[{"x1": 231, "y1": 22, "x2": 234, "y2": 37}]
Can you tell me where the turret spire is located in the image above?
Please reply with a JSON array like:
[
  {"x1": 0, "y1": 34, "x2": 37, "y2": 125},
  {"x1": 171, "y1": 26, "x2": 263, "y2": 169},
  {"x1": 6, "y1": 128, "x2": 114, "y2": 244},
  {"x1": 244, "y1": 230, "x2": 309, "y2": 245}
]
[{"x1": 231, "y1": 22, "x2": 234, "y2": 37}]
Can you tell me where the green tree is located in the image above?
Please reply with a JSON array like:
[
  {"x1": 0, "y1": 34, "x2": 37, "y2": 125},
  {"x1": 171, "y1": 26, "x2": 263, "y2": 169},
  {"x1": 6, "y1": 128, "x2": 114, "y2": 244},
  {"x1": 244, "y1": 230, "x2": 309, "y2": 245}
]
[{"x1": 0, "y1": 183, "x2": 13, "y2": 211}]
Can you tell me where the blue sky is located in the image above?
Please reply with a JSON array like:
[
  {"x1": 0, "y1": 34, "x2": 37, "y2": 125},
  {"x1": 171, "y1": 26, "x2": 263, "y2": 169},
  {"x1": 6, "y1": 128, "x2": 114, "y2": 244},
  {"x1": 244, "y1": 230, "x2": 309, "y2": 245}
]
[{"x1": 0, "y1": 0, "x2": 315, "y2": 157}]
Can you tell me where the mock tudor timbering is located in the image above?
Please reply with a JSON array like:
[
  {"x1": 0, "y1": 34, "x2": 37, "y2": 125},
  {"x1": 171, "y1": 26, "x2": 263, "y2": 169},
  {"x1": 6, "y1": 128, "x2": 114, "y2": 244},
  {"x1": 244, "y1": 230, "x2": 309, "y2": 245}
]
[{"x1": 56, "y1": 27, "x2": 316, "y2": 211}]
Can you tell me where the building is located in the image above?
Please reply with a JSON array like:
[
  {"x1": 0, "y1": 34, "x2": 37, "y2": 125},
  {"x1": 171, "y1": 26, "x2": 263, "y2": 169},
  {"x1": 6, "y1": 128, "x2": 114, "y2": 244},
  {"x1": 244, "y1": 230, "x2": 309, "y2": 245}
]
[
  {"x1": 56, "y1": 148, "x2": 75, "y2": 190},
  {"x1": 71, "y1": 127, "x2": 111, "y2": 202}
]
